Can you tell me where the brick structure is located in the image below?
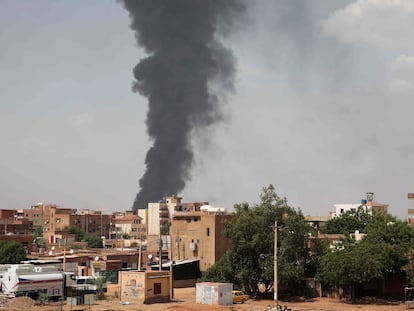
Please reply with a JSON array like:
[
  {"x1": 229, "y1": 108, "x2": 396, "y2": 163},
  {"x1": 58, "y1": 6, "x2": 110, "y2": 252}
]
[{"x1": 170, "y1": 206, "x2": 232, "y2": 272}]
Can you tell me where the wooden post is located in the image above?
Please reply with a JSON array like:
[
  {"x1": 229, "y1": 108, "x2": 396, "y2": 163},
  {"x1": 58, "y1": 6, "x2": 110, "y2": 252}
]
[
  {"x1": 159, "y1": 232, "x2": 162, "y2": 271},
  {"x1": 63, "y1": 238, "x2": 67, "y2": 272},
  {"x1": 274, "y1": 221, "x2": 278, "y2": 307},
  {"x1": 176, "y1": 230, "x2": 180, "y2": 261},
  {"x1": 138, "y1": 233, "x2": 142, "y2": 270},
  {"x1": 169, "y1": 236, "x2": 174, "y2": 299}
]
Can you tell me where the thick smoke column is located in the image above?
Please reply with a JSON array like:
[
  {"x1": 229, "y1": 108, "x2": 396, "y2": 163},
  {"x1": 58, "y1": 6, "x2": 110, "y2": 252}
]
[{"x1": 121, "y1": 0, "x2": 241, "y2": 210}]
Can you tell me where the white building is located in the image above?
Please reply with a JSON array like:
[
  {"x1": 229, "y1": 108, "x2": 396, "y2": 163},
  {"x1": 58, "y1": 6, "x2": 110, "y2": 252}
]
[
  {"x1": 147, "y1": 196, "x2": 182, "y2": 236},
  {"x1": 331, "y1": 192, "x2": 388, "y2": 218}
]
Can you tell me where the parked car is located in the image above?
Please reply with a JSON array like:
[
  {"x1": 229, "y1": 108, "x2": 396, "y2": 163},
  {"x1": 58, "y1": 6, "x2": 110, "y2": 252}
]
[{"x1": 232, "y1": 290, "x2": 250, "y2": 304}]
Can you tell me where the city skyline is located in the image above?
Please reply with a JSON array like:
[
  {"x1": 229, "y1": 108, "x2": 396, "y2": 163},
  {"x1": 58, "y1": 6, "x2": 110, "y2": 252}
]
[{"x1": 1, "y1": 1, "x2": 414, "y2": 219}]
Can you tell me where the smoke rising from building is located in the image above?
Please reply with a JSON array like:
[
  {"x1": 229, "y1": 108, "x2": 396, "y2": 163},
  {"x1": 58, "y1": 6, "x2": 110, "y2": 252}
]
[{"x1": 121, "y1": 0, "x2": 242, "y2": 210}]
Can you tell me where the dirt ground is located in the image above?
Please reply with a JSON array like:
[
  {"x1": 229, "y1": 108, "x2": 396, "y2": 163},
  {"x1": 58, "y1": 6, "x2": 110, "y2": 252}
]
[{"x1": 0, "y1": 288, "x2": 409, "y2": 311}]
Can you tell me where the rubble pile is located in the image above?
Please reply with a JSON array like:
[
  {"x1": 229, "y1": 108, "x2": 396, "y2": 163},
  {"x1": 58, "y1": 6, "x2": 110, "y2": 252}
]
[{"x1": 0, "y1": 296, "x2": 36, "y2": 309}]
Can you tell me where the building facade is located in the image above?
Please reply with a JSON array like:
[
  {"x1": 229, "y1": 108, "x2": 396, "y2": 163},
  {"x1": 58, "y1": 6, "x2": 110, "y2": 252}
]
[
  {"x1": 332, "y1": 192, "x2": 388, "y2": 218},
  {"x1": 111, "y1": 211, "x2": 146, "y2": 240},
  {"x1": 170, "y1": 206, "x2": 232, "y2": 272}
]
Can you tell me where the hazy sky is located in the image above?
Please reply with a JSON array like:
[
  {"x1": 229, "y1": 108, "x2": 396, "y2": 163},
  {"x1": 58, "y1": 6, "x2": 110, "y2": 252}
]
[{"x1": 1, "y1": 0, "x2": 414, "y2": 219}]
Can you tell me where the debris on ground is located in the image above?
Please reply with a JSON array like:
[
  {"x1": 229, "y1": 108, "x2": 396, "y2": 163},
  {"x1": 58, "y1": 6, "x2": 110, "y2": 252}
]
[{"x1": 0, "y1": 296, "x2": 36, "y2": 309}]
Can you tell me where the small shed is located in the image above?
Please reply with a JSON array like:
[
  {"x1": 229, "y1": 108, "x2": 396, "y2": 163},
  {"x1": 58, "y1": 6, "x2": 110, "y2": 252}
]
[
  {"x1": 119, "y1": 270, "x2": 171, "y2": 304},
  {"x1": 196, "y1": 282, "x2": 232, "y2": 305}
]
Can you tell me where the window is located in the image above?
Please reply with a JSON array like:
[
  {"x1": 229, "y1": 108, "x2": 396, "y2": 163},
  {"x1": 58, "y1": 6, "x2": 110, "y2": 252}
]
[
  {"x1": 206, "y1": 228, "x2": 210, "y2": 236},
  {"x1": 154, "y1": 283, "x2": 161, "y2": 295}
]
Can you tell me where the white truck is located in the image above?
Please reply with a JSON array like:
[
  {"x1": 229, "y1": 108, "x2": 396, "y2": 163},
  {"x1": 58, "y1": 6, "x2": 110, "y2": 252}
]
[{"x1": 1, "y1": 264, "x2": 63, "y2": 299}]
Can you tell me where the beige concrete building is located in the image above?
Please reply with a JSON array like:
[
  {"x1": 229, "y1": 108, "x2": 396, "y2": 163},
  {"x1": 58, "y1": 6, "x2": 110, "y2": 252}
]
[
  {"x1": 119, "y1": 270, "x2": 171, "y2": 304},
  {"x1": 304, "y1": 215, "x2": 331, "y2": 232},
  {"x1": 170, "y1": 206, "x2": 232, "y2": 272},
  {"x1": 71, "y1": 210, "x2": 111, "y2": 238},
  {"x1": 111, "y1": 210, "x2": 146, "y2": 240},
  {"x1": 147, "y1": 195, "x2": 207, "y2": 236},
  {"x1": 147, "y1": 195, "x2": 180, "y2": 236},
  {"x1": 18, "y1": 203, "x2": 62, "y2": 243},
  {"x1": 17, "y1": 203, "x2": 112, "y2": 244}
]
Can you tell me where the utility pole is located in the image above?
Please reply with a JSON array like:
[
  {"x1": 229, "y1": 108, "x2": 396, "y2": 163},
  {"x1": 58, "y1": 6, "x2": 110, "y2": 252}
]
[
  {"x1": 100, "y1": 213, "x2": 103, "y2": 237},
  {"x1": 138, "y1": 233, "x2": 142, "y2": 271},
  {"x1": 169, "y1": 236, "x2": 174, "y2": 299},
  {"x1": 274, "y1": 220, "x2": 278, "y2": 308},
  {"x1": 63, "y1": 238, "x2": 67, "y2": 272},
  {"x1": 159, "y1": 230, "x2": 162, "y2": 271},
  {"x1": 176, "y1": 230, "x2": 180, "y2": 260}
]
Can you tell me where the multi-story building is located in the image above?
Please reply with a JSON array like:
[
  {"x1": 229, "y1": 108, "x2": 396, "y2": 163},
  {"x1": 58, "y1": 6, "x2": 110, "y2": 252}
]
[
  {"x1": 304, "y1": 215, "x2": 331, "y2": 233},
  {"x1": 0, "y1": 209, "x2": 17, "y2": 235},
  {"x1": 0, "y1": 209, "x2": 34, "y2": 253},
  {"x1": 17, "y1": 203, "x2": 112, "y2": 244},
  {"x1": 147, "y1": 196, "x2": 180, "y2": 236},
  {"x1": 54, "y1": 207, "x2": 73, "y2": 231},
  {"x1": 332, "y1": 192, "x2": 388, "y2": 218},
  {"x1": 17, "y1": 203, "x2": 61, "y2": 243},
  {"x1": 17, "y1": 203, "x2": 45, "y2": 228},
  {"x1": 70, "y1": 210, "x2": 111, "y2": 238},
  {"x1": 170, "y1": 205, "x2": 232, "y2": 272},
  {"x1": 147, "y1": 195, "x2": 207, "y2": 236},
  {"x1": 111, "y1": 211, "x2": 146, "y2": 240}
]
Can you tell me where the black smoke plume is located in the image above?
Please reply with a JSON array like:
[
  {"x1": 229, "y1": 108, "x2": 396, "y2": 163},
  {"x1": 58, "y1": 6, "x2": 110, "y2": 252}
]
[{"x1": 121, "y1": 0, "x2": 242, "y2": 210}]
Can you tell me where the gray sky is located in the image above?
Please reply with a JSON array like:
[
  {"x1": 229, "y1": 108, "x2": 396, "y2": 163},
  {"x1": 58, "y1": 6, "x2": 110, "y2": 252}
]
[{"x1": 1, "y1": 0, "x2": 414, "y2": 219}]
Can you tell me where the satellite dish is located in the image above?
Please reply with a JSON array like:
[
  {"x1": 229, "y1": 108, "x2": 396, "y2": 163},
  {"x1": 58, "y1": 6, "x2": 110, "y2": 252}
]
[
  {"x1": 155, "y1": 257, "x2": 160, "y2": 261},
  {"x1": 51, "y1": 246, "x2": 55, "y2": 250},
  {"x1": 69, "y1": 249, "x2": 74, "y2": 254},
  {"x1": 148, "y1": 254, "x2": 153, "y2": 259},
  {"x1": 94, "y1": 256, "x2": 99, "y2": 261}
]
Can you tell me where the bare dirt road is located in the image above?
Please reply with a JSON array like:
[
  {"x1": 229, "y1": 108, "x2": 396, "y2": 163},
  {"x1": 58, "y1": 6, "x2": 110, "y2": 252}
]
[{"x1": 0, "y1": 287, "x2": 407, "y2": 311}]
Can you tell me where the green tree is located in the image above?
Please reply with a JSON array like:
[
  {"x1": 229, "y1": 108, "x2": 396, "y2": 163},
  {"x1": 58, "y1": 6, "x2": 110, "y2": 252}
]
[
  {"x1": 305, "y1": 235, "x2": 329, "y2": 278},
  {"x1": 317, "y1": 240, "x2": 385, "y2": 299},
  {"x1": 225, "y1": 185, "x2": 292, "y2": 293},
  {"x1": 38, "y1": 291, "x2": 49, "y2": 305},
  {"x1": 32, "y1": 227, "x2": 46, "y2": 250},
  {"x1": 321, "y1": 206, "x2": 372, "y2": 235},
  {"x1": 93, "y1": 275, "x2": 107, "y2": 300},
  {"x1": 0, "y1": 241, "x2": 27, "y2": 263},
  {"x1": 199, "y1": 252, "x2": 235, "y2": 284},
  {"x1": 278, "y1": 211, "x2": 318, "y2": 292},
  {"x1": 202, "y1": 185, "x2": 315, "y2": 295},
  {"x1": 161, "y1": 222, "x2": 170, "y2": 235},
  {"x1": 66, "y1": 225, "x2": 85, "y2": 241},
  {"x1": 364, "y1": 215, "x2": 414, "y2": 277},
  {"x1": 318, "y1": 215, "x2": 414, "y2": 299},
  {"x1": 83, "y1": 234, "x2": 103, "y2": 248},
  {"x1": 403, "y1": 249, "x2": 414, "y2": 285}
]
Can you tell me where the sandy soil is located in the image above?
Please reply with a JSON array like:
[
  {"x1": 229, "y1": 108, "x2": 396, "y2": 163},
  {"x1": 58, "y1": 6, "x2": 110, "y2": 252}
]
[{"x1": 0, "y1": 288, "x2": 408, "y2": 311}]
